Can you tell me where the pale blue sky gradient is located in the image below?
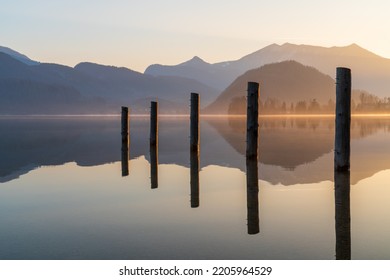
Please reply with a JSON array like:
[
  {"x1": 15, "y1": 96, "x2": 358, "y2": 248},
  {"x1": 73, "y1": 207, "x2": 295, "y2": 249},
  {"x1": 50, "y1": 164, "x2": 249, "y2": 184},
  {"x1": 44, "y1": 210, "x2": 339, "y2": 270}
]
[{"x1": 1, "y1": 0, "x2": 389, "y2": 72}]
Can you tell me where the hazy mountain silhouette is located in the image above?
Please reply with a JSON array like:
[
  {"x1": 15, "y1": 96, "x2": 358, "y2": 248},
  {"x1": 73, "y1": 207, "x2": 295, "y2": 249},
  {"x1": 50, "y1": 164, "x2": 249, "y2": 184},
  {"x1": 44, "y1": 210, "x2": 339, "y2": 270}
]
[
  {"x1": 0, "y1": 79, "x2": 109, "y2": 114},
  {"x1": 0, "y1": 52, "x2": 104, "y2": 113},
  {"x1": 0, "y1": 46, "x2": 40, "y2": 65},
  {"x1": 3, "y1": 43, "x2": 390, "y2": 114},
  {"x1": 204, "y1": 61, "x2": 335, "y2": 114},
  {"x1": 146, "y1": 55, "x2": 232, "y2": 94},
  {"x1": 75, "y1": 62, "x2": 218, "y2": 108},
  {"x1": 145, "y1": 43, "x2": 390, "y2": 98},
  {"x1": 0, "y1": 50, "x2": 218, "y2": 114}
]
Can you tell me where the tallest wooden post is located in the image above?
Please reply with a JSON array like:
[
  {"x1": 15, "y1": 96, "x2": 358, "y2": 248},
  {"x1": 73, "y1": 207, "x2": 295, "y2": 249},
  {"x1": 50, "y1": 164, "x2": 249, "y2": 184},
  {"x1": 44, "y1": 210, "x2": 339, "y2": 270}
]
[
  {"x1": 246, "y1": 82, "x2": 259, "y2": 159},
  {"x1": 334, "y1": 67, "x2": 351, "y2": 171}
]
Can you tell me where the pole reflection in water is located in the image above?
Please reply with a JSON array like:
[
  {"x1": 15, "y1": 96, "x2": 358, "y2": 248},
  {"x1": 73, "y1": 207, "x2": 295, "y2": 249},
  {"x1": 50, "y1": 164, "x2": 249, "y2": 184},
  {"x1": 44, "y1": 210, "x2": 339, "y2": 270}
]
[
  {"x1": 334, "y1": 170, "x2": 351, "y2": 260},
  {"x1": 150, "y1": 144, "x2": 158, "y2": 189},
  {"x1": 121, "y1": 140, "x2": 129, "y2": 177},
  {"x1": 190, "y1": 149, "x2": 200, "y2": 208},
  {"x1": 246, "y1": 158, "x2": 259, "y2": 235}
]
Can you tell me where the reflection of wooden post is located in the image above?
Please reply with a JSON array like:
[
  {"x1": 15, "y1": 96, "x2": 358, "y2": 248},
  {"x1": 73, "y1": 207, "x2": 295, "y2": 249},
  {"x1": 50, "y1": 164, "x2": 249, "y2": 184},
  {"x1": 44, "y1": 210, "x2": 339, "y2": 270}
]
[
  {"x1": 334, "y1": 170, "x2": 351, "y2": 260},
  {"x1": 149, "y1": 101, "x2": 158, "y2": 188},
  {"x1": 190, "y1": 149, "x2": 200, "y2": 208},
  {"x1": 190, "y1": 93, "x2": 200, "y2": 151},
  {"x1": 121, "y1": 107, "x2": 129, "y2": 176},
  {"x1": 150, "y1": 101, "x2": 158, "y2": 146},
  {"x1": 246, "y1": 82, "x2": 259, "y2": 159},
  {"x1": 121, "y1": 143, "x2": 129, "y2": 177},
  {"x1": 150, "y1": 145, "x2": 158, "y2": 189},
  {"x1": 246, "y1": 158, "x2": 259, "y2": 235},
  {"x1": 335, "y1": 68, "x2": 351, "y2": 171}
]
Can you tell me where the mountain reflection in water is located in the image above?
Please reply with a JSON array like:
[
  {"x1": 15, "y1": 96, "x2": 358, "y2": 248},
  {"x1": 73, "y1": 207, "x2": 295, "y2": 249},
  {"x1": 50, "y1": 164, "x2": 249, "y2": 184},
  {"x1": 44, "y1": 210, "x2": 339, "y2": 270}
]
[{"x1": 2, "y1": 116, "x2": 390, "y2": 186}]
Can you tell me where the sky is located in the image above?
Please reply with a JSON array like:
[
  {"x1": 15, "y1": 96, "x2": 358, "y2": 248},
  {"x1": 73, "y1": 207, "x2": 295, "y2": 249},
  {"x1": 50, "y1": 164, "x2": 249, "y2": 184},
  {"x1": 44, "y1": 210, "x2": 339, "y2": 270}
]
[{"x1": 1, "y1": 0, "x2": 389, "y2": 72}]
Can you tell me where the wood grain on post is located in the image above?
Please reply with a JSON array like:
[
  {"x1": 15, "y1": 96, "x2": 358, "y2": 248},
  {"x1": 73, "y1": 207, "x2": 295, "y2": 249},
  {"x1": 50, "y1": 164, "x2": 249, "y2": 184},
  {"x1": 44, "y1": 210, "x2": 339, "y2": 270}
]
[
  {"x1": 190, "y1": 93, "x2": 200, "y2": 151},
  {"x1": 150, "y1": 101, "x2": 158, "y2": 146},
  {"x1": 246, "y1": 82, "x2": 259, "y2": 159},
  {"x1": 335, "y1": 68, "x2": 351, "y2": 171}
]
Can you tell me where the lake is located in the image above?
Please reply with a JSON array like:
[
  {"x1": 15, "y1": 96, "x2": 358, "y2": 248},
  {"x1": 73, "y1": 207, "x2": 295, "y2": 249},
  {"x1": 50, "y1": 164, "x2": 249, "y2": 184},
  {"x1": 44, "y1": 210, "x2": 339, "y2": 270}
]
[{"x1": 1, "y1": 115, "x2": 390, "y2": 260}]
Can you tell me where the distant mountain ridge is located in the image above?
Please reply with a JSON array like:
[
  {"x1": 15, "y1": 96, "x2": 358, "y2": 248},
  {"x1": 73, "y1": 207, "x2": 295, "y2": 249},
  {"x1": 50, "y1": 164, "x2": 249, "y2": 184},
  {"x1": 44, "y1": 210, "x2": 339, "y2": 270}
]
[
  {"x1": 0, "y1": 51, "x2": 218, "y2": 114},
  {"x1": 2, "y1": 43, "x2": 390, "y2": 115},
  {"x1": 0, "y1": 46, "x2": 40, "y2": 65},
  {"x1": 145, "y1": 43, "x2": 390, "y2": 98}
]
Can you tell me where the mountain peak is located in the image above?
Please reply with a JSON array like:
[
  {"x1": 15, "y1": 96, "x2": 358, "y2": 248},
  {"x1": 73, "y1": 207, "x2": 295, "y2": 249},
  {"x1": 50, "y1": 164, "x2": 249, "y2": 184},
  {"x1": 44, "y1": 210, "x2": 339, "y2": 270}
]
[
  {"x1": 281, "y1": 42, "x2": 294, "y2": 47},
  {"x1": 329, "y1": 43, "x2": 380, "y2": 58},
  {"x1": 344, "y1": 43, "x2": 368, "y2": 52},
  {"x1": 0, "y1": 46, "x2": 39, "y2": 65},
  {"x1": 181, "y1": 55, "x2": 209, "y2": 66},
  {"x1": 348, "y1": 43, "x2": 360, "y2": 48},
  {"x1": 191, "y1": 55, "x2": 203, "y2": 61}
]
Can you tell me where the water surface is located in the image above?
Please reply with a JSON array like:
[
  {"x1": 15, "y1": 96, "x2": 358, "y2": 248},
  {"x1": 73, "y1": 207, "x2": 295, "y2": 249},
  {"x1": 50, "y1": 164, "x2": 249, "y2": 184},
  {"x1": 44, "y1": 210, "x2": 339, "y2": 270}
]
[{"x1": 1, "y1": 116, "x2": 390, "y2": 259}]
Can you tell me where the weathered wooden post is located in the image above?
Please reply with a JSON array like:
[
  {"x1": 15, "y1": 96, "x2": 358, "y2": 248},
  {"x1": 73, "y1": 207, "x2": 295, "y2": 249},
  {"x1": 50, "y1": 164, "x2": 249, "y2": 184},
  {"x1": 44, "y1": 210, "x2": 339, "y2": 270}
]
[
  {"x1": 150, "y1": 144, "x2": 158, "y2": 189},
  {"x1": 190, "y1": 93, "x2": 200, "y2": 151},
  {"x1": 190, "y1": 149, "x2": 200, "y2": 208},
  {"x1": 335, "y1": 67, "x2": 351, "y2": 171},
  {"x1": 150, "y1": 101, "x2": 158, "y2": 146},
  {"x1": 334, "y1": 170, "x2": 351, "y2": 260},
  {"x1": 121, "y1": 106, "x2": 129, "y2": 176},
  {"x1": 246, "y1": 158, "x2": 259, "y2": 235},
  {"x1": 246, "y1": 82, "x2": 259, "y2": 159},
  {"x1": 121, "y1": 106, "x2": 129, "y2": 143}
]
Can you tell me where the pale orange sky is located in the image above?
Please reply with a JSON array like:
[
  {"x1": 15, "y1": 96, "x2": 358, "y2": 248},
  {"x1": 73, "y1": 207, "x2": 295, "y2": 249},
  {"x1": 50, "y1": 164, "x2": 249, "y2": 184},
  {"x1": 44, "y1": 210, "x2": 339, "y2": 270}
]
[{"x1": 1, "y1": 0, "x2": 389, "y2": 72}]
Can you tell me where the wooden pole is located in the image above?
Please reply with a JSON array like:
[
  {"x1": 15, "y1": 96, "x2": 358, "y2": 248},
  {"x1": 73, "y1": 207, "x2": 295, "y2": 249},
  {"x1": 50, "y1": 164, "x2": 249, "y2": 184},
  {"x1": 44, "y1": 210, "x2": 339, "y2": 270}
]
[
  {"x1": 246, "y1": 158, "x2": 259, "y2": 235},
  {"x1": 334, "y1": 170, "x2": 351, "y2": 260},
  {"x1": 246, "y1": 82, "x2": 259, "y2": 159},
  {"x1": 121, "y1": 106, "x2": 129, "y2": 176},
  {"x1": 335, "y1": 68, "x2": 351, "y2": 171},
  {"x1": 150, "y1": 101, "x2": 158, "y2": 146},
  {"x1": 190, "y1": 149, "x2": 200, "y2": 208},
  {"x1": 121, "y1": 106, "x2": 129, "y2": 143},
  {"x1": 150, "y1": 144, "x2": 158, "y2": 189},
  {"x1": 190, "y1": 93, "x2": 200, "y2": 151}
]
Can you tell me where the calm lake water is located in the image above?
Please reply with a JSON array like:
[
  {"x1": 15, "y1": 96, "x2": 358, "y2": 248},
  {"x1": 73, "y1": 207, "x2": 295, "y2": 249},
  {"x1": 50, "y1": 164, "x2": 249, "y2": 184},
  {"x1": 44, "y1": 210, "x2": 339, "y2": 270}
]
[{"x1": 1, "y1": 116, "x2": 390, "y2": 260}]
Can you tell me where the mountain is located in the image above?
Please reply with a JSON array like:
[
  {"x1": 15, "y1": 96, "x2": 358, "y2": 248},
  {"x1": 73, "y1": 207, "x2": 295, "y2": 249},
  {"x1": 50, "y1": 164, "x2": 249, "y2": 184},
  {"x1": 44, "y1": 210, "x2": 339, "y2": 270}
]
[
  {"x1": 146, "y1": 56, "x2": 231, "y2": 94},
  {"x1": 0, "y1": 79, "x2": 108, "y2": 114},
  {"x1": 0, "y1": 46, "x2": 40, "y2": 65},
  {"x1": 75, "y1": 62, "x2": 218, "y2": 107},
  {"x1": 145, "y1": 43, "x2": 390, "y2": 98},
  {"x1": 0, "y1": 51, "x2": 218, "y2": 114},
  {"x1": 0, "y1": 52, "x2": 103, "y2": 114},
  {"x1": 204, "y1": 60, "x2": 335, "y2": 114}
]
